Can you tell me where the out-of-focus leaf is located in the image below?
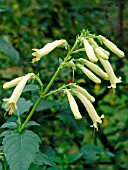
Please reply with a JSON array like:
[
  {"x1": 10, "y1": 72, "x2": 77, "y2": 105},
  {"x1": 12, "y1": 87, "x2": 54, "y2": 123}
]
[
  {"x1": 23, "y1": 84, "x2": 40, "y2": 92},
  {"x1": 0, "y1": 37, "x2": 20, "y2": 63},
  {"x1": 67, "y1": 152, "x2": 83, "y2": 163},
  {"x1": 81, "y1": 144, "x2": 102, "y2": 163},
  {"x1": 1, "y1": 122, "x2": 17, "y2": 129},
  {"x1": 14, "y1": 98, "x2": 33, "y2": 116},
  {"x1": 36, "y1": 100, "x2": 59, "y2": 111},
  {"x1": 25, "y1": 121, "x2": 40, "y2": 128}
]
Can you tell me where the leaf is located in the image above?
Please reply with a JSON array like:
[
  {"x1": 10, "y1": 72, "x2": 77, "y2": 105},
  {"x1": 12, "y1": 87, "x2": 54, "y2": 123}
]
[
  {"x1": 0, "y1": 162, "x2": 3, "y2": 170},
  {"x1": 14, "y1": 98, "x2": 33, "y2": 116},
  {"x1": 0, "y1": 130, "x2": 11, "y2": 137},
  {"x1": 23, "y1": 84, "x2": 40, "y2": 92},
  {"x1": 81, "y1": 144, "x2": 102, "y2": 163},
  {"x1": 25, "y1": 121, "x2": 40, "y2": 128},
  {"x1": 36, "y1": 100, "x2": 59, "y2": 111},
  {"x1": 67, "y1": 152, "x2": 83, "y2": 163},
  {"x1": 1, "y1": 122, "x2": 17, "y2": 129},
  {"x1": 33, "y1": 151, "x2": 59, "y2": 170},
  {"x1": 3, "y1": 130, "x2": 41, "y2": 170},
  {"x1": 0, "y1": 37, "x2": 20, "y2": 63}
]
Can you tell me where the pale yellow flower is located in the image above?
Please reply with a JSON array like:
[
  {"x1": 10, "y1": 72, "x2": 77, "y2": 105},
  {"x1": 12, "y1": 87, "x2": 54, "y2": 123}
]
[
  {"x1": 74, "y1": 92, "x2": 104, "y2": 131},
  {"x1": 95, "y1": 47, "x2": 109, "y2": 60},
  {"x1": 80, "y1": 58, "x2": 109, "y2": 80},
  {"x1": 99, "y1": 35, "x2": 124, "y2": 58},
  {"x1": 32, "y1": 39, "x2": 67, "y2": 63},
  {"x1": 72, "y1": 84, "x2": 95, "y2": 102},
  {"x1": 65, "y1": 90, "x2": 82, "y2": 119},
  {"x1": 3, "y1": 76, "x2": 25, "y2": 90},
  {"x1": 98, "y1": 57, "x2": 122, "y2": 88},
  {"x1": 77, "y1": 64, "x2": 101, "y2": 84},
  {"x1": 88, "y1": 38, "x2": 109, "y2": 60},
  {"x1": 3, "y1": 73, "x2": 35, "y2": 115},
  {"x1": 83, "y1": 39, "x2": 98, "y2": 63}
]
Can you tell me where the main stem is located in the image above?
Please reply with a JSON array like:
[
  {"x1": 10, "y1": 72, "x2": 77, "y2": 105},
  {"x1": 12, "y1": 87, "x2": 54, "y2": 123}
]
[
  {"x1": 20, "y1": 39, "x2": 79, "y2": 131},
  {"x1": 20, "y1": 66, "x2": 61, "y2": 131}
]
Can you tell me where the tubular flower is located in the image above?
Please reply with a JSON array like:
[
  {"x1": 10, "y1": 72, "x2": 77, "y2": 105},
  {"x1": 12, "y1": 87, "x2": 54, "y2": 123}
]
[
  {"x1": 3, "y1": 76, "x2": 25, "y2": 90},
  {"x1": 72, "y1": 84, "x2": 95, "y2": 102},
  {"x1": 80, "y1": 58, "x2": 109, "y2": 80},
  {"x1": 74, "y1": 92, "x2": 104, "y2": 131},
  {"x1": 83, "y1": 39, "x2": 98, "y2": 63},
  {"x1": 88, "y1": 38, "x2": 109, "y2": 60},
  {"x1": 32, "y1": 39, "x2": 67, "y2": 63},
  {"x1": 98, "y1": 35, "x2": 125, "y2": 58},
  {"x1": 98, "y1": 57, "x2": 122, "y2": 88},
  {"x1": 65, "y1": 90, "x2": 82, "y2": 119},
  {"x1": 77, "y1": 64, "x2": 101, "y2": 84},
  {"x1": 95, "y1": 47, "x2": 109, "y2": 60},
  {"x1": 3, "y1": 73, "x2": 35, "y2": 115}
]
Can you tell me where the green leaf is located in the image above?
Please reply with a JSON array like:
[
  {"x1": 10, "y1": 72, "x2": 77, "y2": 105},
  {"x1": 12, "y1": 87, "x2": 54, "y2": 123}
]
[
  {"x1": 0, "y1": 130, "x2": 11, "y2": 137},
  {"x1": 67, "y1": 152, "x2": 83, "y2": 163},
  {"x1": 33, "y1": 151, "x2": 59, "y2": 170},
  {"x1": 81, "y1": 144, "x2": 102, "y2": 163},
  {"x1": 0, "y1": 37, "x2": 20, "y2": 63},
  {"x1": 3, "y1": 130, "x2": 41, "y2": 170},
  {"x1": 23, "y1": 84, "x2": 40, "y2": 92},
  {"x1": 36, "y1": 100, "x2": 59, "y2": 111},
  {"x1": 25, "y1": 121, "x2": 40, "y2": 128},
  {"x1": 1, "y1": 122, "x2": 17, "y2": 129},
  {"x1": 14, "y1": 98, "x2": 33, "y2": 116},
  {"x1": 0, "y1": 162, "x2": 3, "y2": 170}
]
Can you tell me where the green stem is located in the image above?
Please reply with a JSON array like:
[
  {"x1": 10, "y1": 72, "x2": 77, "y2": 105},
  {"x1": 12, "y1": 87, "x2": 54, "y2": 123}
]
[{"x1": 20, "y1": 96, "x2": 42, "y2": 131}]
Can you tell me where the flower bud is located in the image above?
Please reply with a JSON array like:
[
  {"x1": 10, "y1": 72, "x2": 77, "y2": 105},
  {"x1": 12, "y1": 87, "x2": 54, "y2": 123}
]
[
  {"x1": 72, "y1": 84, "x2": 95, "y2": 102},
  {"x1": 81, "y1": 59, "x2": 109, "y2": 80},
  {"x1": 95, "y1": 47, "x2": 109, "y2": 60},
  {"x1": 83, "y1": 39, "x2": 98, "y2": 63},
  {"x1": 65, "y1": 90, "x2": 82, "y2": 119},
  {"x1": 98, "y1": 57, "x2": 122, "y2": 88},
  {"x1": 77, "y1": 64, "x2": 101, "y2": 84},
  {"x1": 99, "y1": 35, "x2": 124, "y2": 58},
  {"x1": 74, "y1": 92, "x2": 104, "y2": 131},
  {"x1": 32, "y1": 39, "x2": 67, "y2": 63}
]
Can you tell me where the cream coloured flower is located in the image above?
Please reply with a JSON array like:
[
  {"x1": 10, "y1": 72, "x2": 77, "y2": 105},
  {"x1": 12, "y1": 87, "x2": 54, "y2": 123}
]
[
  {"x1": 3, "y1": 73, "x2": 35, "y2": 115},
  {"x1": 72, "y1": 84, "x2": 95, "y2": 102},
  {"x1": 65, "y1": 90, "x2": 82, "y2": 119},
  {"x1": 88, "y1": 38, "x2": 109, "y2": 60},
  {"x1": 80, "y1": 58, "x2": 109, "y2": 80},
  {"x1": 77, "y1": 64, "x2": 101, "y2": 84},
  {"x1": 32, "y1": 39, "x2": 67, "y2": 63},
  {"x1": 95, "y1": 47, "x2": 109, "y2": 60},
  {"x1": 83, "y1": 39, "x2": 98, "y2": 63},
  {"x1": 74, "y1": 91, "x2": 104, "y2": 131},
  {"x1": 98, "y1": 57, "x2": 122, "y2": 88},
  {"x1": 3, "y1": 76, "x2": 25, "y2": 90},
  {"x1": 99, "y1": 35, "x2": 124, "y2": 58}
]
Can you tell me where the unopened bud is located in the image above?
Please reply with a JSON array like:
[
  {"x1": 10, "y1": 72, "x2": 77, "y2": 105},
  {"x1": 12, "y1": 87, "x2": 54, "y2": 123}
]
[
  {"x1": 65, "y1": 90, "x2": 82, "y2": 119},
  {"x1": 81, "y1": 59, "x2": 109, "y2": 80},
  {"x1": 99, "y1": 35, "x2": 124, "y2": 58},
  {"x1": 83, "y1": 39, "x2": 98, "y2": 63},
  {"x1": 72, "y1": 84, "x2": 95, "y2": 102},
  {"x1": 77, "y1": 64, "x2": 101, "y2": 84}
]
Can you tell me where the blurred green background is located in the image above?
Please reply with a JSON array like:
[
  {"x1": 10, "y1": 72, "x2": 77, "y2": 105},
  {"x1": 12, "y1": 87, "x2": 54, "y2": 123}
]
[{"x1": 0, "y1": 0, "x2": 128, "y2": 170}]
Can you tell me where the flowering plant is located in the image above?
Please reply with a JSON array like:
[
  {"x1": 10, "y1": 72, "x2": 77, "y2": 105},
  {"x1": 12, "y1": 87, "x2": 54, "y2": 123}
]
[{"x1": 1, "y1": 29, "x2": 125, "y2": 170}]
